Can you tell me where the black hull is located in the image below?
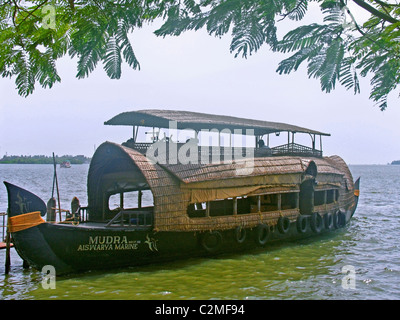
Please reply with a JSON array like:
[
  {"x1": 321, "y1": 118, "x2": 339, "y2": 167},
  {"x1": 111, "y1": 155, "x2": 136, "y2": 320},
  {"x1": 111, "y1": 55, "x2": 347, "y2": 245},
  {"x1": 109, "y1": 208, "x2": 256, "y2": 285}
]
[{"x1": 11, "y1": 209, "x2": 355, "y2": 276}]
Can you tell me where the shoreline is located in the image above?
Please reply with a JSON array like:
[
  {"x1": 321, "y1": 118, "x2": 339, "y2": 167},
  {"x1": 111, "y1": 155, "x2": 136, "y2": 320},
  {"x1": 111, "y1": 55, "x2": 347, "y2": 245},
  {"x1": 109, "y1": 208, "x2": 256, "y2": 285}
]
[{"x1": 0, "y1": 155, "x2": 91, "y2": 165}]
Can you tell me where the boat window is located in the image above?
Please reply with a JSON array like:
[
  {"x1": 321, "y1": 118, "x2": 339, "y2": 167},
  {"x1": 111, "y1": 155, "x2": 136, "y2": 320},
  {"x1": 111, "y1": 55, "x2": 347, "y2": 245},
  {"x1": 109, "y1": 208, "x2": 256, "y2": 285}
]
[
  {"x1": 236, "y1": 196, "x2": 250, "y2": 214},
  {"x1": 314, "y1": 190, "x2": 325, "y2": 206},
  {"x1": 187, "y1": 203, "x2": 206, "y2": 218},
  {"x1": 188, "y1": 198, "x2": 248, "y2": 218},
  {"x1": 250, "y1": 194, "x2": 279, "y2": 213},
  {"x1": 326, "y1": 189, "x2": 339, "y2": 204},
  {"x1": 109, "y1": 193, "x2": 120, "y2": 211},
  {"x1": 108, "y1": 190, "x2": 153, "y2": 211},
  {"x1": 327, "y1": 190, "x2": 334, "y2": 204},
  {"x1": 206, "y1": 197, "x2": 250, "y2": 216},
  {"x1": 195, "y1": 202, "x2": 206, "y2": 210},
  {"x1": 209, "y1": 199, "x2": 234, "y2": 217},
  {"x1": 314, "y1": 189, "x2": 338, "y2": 206},
  {"x1": 187, "y1": 192, "x2": 300, "y2": 218},
  {"x1": 281, "y1": 192, "x2": 298, "y2": 210}
]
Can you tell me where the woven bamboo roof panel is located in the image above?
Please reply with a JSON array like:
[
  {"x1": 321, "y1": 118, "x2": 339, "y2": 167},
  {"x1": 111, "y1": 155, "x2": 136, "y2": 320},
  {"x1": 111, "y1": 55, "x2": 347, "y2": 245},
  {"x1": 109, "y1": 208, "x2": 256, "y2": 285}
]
[
  {"x1": 88, "y1": 142, "x2": 351, "y2": 231},
  {"x1": 104, "y1": 109, "x2": 330, "y2": 136},
  {"x1": 159, "y1": 156, "x2": 344, "y2": 185}
]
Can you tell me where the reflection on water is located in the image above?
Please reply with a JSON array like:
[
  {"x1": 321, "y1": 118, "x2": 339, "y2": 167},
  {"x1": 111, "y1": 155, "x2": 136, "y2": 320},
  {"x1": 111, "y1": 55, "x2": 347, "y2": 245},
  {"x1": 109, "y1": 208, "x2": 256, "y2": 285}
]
[{"x1": 1, "y1": 164, "x2": 400, "y2": 299}]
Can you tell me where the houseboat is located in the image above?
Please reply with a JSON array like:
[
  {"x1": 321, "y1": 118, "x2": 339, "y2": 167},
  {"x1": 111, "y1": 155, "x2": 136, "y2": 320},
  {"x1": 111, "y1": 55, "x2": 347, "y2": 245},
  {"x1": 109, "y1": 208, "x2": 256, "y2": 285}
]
[
  {"x1": 4, "y1": 110, "x2": 360, "y2": 275},
  {"x1": 60, "y1": 160, "x2": 71, "y2": 168}
]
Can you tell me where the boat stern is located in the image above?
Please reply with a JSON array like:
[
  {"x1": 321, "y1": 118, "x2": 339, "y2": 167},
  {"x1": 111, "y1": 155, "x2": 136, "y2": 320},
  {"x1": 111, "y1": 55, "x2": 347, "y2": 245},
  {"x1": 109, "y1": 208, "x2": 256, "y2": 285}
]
[{"x1": 351, "y1": 176, "x2": 360, "y2": 217}]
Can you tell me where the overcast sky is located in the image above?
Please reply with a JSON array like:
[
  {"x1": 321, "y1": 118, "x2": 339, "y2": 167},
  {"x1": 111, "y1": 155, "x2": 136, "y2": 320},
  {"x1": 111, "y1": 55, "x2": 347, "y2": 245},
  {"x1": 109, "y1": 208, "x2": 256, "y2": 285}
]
[{"x1": 1, "y1": 6, "x2": 399, "y2": 165}]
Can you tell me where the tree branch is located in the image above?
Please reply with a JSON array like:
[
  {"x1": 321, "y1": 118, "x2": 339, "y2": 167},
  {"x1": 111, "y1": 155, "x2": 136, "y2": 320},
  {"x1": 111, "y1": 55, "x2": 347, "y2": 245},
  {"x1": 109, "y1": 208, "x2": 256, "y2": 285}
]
[
  {"x1": 345, "y1": 4, "x2": 400, "y2": 59},
  {"x1": 352, "y1": 0, "x2": 399, "y2": 24},
  {"x1": 17, "y1": 0, "x2": 49, "y2": 27},
  {"x1": 371, "y1": 0, "x2": 400, "y2": 8}
]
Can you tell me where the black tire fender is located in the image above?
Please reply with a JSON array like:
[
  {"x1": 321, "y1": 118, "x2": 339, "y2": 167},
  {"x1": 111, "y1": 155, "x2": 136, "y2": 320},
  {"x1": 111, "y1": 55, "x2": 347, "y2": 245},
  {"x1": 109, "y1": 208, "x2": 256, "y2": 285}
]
[
  {"x1": 296, "y1": 215, "x2": 308, "y2": 234},
  {"x1": 255, "y1": 224, "x2": 270, "y2": 246},
  {"x1": 277, "y1": 216, "x2": 291, "y2": 234},
  {"x1": 324, "y1": 212, "x2": 334, "y2": 230},
  {"x1": 200, "y1": 231, "x2": 222, "y2": 253},
  {"x1": 333, "y1": 210, "x2": 346, "y2": 229},
  {"x1": 310, "y1": 212, "x2": 323, "y2": 233},
  {"x1": 337, "y1": 210, "x2": 346, "y2": 228},
  {"x1": 234, "y1": 226, "x2": 246, "y2": 244}
]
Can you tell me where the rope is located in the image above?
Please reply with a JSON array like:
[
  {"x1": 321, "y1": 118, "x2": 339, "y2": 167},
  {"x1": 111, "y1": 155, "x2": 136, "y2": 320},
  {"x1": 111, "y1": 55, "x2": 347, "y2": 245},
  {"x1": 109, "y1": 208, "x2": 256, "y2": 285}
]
[{"x1": 8, "y1": 211, "x2": 45, "y2": 233}]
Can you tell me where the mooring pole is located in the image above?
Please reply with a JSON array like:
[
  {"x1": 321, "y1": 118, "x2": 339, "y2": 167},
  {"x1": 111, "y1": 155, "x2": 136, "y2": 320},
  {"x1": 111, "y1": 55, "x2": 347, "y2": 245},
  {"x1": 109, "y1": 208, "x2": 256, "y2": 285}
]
[
  {"x1": 5, "y1": 229, "x2": 11, "y2": 274},
  {"x1": 52, "y1": 153, "x2": 62, "y2": 221},
  {"x1": 47, "y1": 197, "x2": 56, "y2": 222}
]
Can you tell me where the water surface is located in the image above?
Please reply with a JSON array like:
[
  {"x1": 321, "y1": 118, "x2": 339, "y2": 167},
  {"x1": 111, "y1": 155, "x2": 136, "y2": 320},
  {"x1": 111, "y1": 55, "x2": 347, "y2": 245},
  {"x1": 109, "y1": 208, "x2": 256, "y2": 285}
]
[{"x1": 0, "y1": 164, "x2": 399, "y2": 300}]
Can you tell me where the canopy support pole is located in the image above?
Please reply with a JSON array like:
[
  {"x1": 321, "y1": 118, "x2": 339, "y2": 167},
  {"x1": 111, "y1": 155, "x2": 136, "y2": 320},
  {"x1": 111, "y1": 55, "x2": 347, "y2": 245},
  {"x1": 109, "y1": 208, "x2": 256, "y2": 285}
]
[
  {"x1": 138, "y1": 190, "x2": 142, "y2": 209},
  {"x1": 320, "y1": 135, "x2": 323, "y2": 152}
]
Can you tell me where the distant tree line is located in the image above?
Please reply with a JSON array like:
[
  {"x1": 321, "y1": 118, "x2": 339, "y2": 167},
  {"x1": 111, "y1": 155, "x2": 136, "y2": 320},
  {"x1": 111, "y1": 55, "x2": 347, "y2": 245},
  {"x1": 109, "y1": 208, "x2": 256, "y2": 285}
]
[{"x1": 0, "y1": 155, "x2": 91, "y2": 164}]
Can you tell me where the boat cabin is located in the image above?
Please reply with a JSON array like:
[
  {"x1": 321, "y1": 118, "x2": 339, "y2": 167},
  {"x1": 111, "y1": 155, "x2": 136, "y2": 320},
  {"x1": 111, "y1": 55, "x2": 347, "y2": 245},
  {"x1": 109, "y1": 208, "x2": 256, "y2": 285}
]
[{"x1": 85, "y1": 110, "x2": 353, "y2": 233}]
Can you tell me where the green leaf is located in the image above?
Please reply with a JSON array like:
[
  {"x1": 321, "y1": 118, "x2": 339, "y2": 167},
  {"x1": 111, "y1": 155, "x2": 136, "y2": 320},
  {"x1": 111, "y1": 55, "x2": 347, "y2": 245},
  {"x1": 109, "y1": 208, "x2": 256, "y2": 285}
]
[
  {"x1": 369, "y1": 58, "x2": 400, "y2": 110},
  {"x1": 319, "y1": 38, "x2": 345, "y2": 93},
  {"x1": 230, "y1": 18, "x2": 269, "y2": 58},
  {"x1": 14, "y1": 51, "x2": 35, "y2": 97},
  {"x1": 104, "y1": 36, "x2": 122, "y2": 79},
  {"x1": 339, "y1": 57, "x2": 360, "y2": 94},
  {"x1": 286, "y1": 0, "x2": 308, "y2": 21},
  {"x1": 276, "y1": 44, "x2": 323, "y2": 74},
  {"x1": 275, "y1": 24, "x2": 329, "y2": 53},
  {"x1": 118, "y1": 28, "x2": 140, "y2": 70}
]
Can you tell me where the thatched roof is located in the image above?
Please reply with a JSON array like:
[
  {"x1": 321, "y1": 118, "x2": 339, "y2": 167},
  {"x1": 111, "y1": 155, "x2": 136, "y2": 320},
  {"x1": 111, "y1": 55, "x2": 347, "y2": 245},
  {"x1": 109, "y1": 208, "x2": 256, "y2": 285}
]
[
  {"x1": 104, "y1": 109, "x2": 330, "y2": 136},
  {"x1": 160, "y1": 156, "x2": 343, "y2": 185},
  {"x1": 88, "y1": 142, "x2": 343, "y2": 193},
  {"x1": 87, "y1": 142, "x2": 350, "y2": 231}
]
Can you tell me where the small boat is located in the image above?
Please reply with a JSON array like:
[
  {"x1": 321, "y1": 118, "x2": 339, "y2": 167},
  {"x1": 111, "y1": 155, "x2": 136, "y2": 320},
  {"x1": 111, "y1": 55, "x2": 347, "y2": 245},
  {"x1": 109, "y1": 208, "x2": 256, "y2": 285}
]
[
  {"x1": 60, "y1": 160, "x2": 71, "y2": 168},
  {"x1": 4, "y1": 110, "x2": 360, "y2": 275}
]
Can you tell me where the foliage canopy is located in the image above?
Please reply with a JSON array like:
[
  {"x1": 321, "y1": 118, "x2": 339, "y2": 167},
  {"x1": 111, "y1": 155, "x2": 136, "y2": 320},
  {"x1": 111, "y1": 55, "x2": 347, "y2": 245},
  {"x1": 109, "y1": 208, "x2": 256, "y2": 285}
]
[{"x1": 1, "y1": 0, "x2": 400, "y2": 110}]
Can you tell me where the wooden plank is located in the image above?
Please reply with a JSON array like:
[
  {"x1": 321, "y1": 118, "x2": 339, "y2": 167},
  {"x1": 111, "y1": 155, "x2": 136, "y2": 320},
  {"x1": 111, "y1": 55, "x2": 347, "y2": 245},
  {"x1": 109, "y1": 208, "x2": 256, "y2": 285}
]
[{"x1": 0, "y1": 242, "x2": 13, "y2": 250}]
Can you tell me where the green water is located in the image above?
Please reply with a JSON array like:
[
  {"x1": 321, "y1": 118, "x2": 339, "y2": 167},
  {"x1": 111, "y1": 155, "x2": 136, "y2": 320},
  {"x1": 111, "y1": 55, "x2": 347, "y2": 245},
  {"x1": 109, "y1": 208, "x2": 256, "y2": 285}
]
[{"x1": 1, "y1": 233, "x2": 362, "y2": 300}]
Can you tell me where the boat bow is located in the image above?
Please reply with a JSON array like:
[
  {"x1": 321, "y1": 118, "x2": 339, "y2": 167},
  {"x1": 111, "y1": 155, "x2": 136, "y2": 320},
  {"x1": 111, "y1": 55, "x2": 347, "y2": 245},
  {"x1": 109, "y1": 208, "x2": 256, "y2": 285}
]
[
  {"x1": 3, "y1": 181, "x2": 73, "y2": 274},
  {"x1": 4, "y1": 181, "x2": 47, "y2": 218}
]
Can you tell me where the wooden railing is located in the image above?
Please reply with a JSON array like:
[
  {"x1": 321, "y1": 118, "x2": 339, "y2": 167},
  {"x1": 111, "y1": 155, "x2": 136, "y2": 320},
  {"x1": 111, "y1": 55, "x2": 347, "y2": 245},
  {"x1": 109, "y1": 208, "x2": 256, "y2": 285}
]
[
  {"x1": 77, "y1": 206, "x2": 89, "y2": 222},
  {"x1": 123, "y1": 142, "x2": 152, "y2": 153},
  {"x1": 270, "y1": 143, "x2": 322, "y2": 157},
  {"x1": 125, "y1": 141, "x2": 322, "y2": 159},
  {"x1": 105, "y1": 210, "x2": 153, "y2": 228}
]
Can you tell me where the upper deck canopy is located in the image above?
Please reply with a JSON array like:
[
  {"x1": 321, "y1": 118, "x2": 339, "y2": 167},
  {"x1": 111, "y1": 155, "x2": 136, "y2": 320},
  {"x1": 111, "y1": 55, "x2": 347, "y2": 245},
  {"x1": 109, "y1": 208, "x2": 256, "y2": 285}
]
[{"x1": 104, "y1": 109, "x2": 330, "y2": 137}]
